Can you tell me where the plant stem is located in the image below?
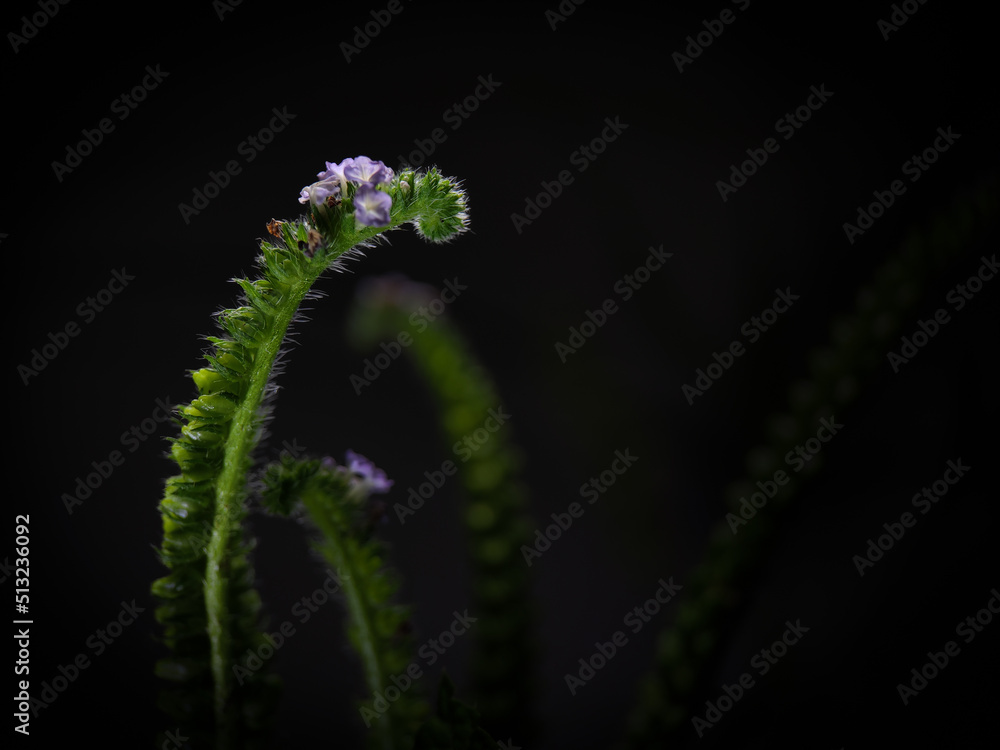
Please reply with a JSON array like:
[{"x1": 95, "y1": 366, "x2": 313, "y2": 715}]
[
  {"x1": 205, "y1": 268, "x2": 318, "y2": 747},
  {"x1": 299, "y1": 484, "x2": 396, "y2": 750},
  {"x1": 199, "y1": 179, "x2": 453, "y2": 745}
]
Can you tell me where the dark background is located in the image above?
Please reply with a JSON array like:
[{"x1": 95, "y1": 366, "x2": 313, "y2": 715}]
[{"x1": 5, "y1": 1, "x2": 998, "y2": 748}]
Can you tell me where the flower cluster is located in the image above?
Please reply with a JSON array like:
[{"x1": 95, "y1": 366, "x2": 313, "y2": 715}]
[{"x1": 299, "y1": 156, "x2": 395, "y2": 227}]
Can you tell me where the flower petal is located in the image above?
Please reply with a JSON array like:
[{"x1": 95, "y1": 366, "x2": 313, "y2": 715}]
[{"x1": 353, "y1": 183, "x2": 392, "y2": 227}]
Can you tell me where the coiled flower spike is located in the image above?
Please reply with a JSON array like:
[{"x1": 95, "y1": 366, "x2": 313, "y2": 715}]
[{"x1": 153, "y1": 158, "x2": 470, "y2": 748}]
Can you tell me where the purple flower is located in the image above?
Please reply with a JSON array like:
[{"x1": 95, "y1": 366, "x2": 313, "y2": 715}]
[
  {"x1": 299, "y1": 157, "x2": 395, "y2": 222},
  {"x1": 342, "y1": 449, "x2": 393, "y2": 495},
  {"x1": 344, "y1": 156, "x2": 394, "y2": 186},
  {"x1": 317, "y1": 159, "x2": 351, "y2": 182},
  {"x1": 301, "y1": 158, "x2": 353, "y2": 205},
  {"x1": 298, "y1": 179, "x2": 340, "y2": 206},
  {"x1": 353, "y1": 183, "x2": 392, "y2": 227}
]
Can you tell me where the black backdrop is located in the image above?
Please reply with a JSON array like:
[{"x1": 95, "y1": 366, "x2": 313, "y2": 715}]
[{"x1": 5, "y1": 2, "x2": 999, "y2": 748}]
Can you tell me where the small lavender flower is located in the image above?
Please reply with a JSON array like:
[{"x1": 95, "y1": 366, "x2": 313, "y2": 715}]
[
  {"x1": 320, "y1": 451, "x2": 393, "y2": 501},
  {"x1": 299, "y1": 156, "x2": 395, "y2": 212},
  {"x1": 341, "y1": 449, "x2": 393, "y2": 501},
  {"x1": 298, "y1": 179, "x2": 340, "y2": 206},
  {"x1": 353, "y1": 183, "x2": 392, "y2": 227},
  {"x1": 316, "y1": 159, "x2": 350, "y2": 182},
  {"x1": 344, "y1": 156, "x2": 394, "y2": 186}
]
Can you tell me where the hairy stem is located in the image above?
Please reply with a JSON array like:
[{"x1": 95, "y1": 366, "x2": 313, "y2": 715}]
[
  {"x1": 298, "y1": 483, "x2": 394, "y2": 750},
  {"x1": 154, "y1": 165, "x2": 469, "y2": 747},
  {"x1": 206, "y1": 272, "x2": 316, "y2": 744},
  {"x1": 621, "y1": 174, "x2": 999, "y2": 747},
  {"x1": 347, "y1": 278, "x2": 536, "y2": 739},
  {"x1": 207, "y1": 207, "x2": 431, "y2": 744},
  {"x1": 260, "y1": 454, "x2": 426, "y2": 750}
]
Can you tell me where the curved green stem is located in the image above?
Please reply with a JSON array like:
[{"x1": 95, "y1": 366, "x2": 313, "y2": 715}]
[
  {"x1": 298, "y1": 484, "x2": 394, "y2": 750},
  {"x1": 206, "y1": 271, "x2": 317, "y2": 743},
  {"x1": 347, "y1": 279, "x2": 537, "y2": 740},
  {"x1": 260, "y1": 454, "x2": 426, "y2": 750},
  {"x1": 205, "y1": 188, "x2": 447, "y2": 740},
  {"x1": 153, "y1": 165, "x2": 469, "y2": 748},
  {"x1": 620, "y1": 174, "x2": 999, "y2": 748}
]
